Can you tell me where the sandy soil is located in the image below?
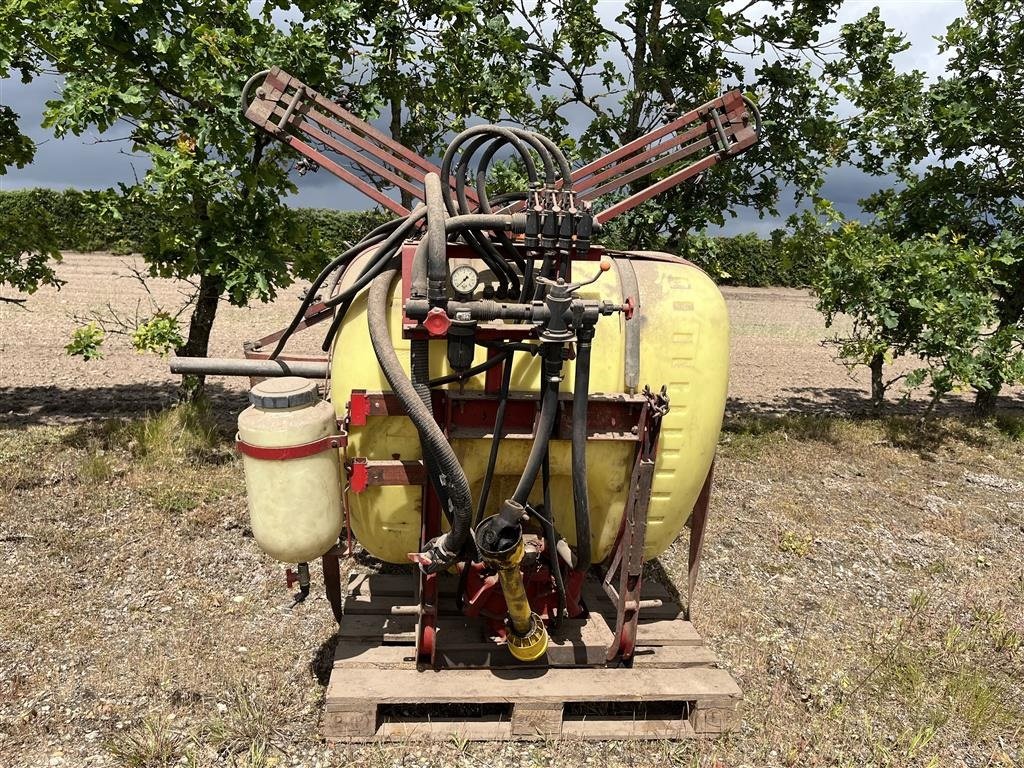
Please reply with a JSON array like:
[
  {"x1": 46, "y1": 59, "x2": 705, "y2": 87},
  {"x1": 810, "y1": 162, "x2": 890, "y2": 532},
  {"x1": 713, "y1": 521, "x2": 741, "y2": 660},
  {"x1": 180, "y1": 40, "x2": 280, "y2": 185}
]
[{"x1": 4, "y1": 253, "x2": 1020, "y2": 426}]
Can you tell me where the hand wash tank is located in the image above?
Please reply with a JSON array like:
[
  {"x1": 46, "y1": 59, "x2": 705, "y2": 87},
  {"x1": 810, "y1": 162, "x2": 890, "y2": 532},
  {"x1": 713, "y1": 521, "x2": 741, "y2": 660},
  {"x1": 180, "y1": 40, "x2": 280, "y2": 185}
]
[{"x1": 236, "y1": 377, "x2": 344, "y2": 563}]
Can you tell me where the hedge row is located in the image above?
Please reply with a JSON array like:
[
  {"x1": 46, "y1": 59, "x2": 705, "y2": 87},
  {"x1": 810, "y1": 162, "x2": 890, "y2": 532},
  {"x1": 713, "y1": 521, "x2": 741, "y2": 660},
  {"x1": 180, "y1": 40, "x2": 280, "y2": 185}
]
[
  {"x1": 681, "y1": 233, "x2": 812, "y2": 288},
  {"x1": 0, "y1": 188, "x2": 809, "y2": 287}
]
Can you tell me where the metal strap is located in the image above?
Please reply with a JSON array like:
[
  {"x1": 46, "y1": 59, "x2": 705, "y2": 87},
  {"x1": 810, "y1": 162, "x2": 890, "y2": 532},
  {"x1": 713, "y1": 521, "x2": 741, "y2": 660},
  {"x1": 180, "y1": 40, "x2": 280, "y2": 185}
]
[
  {"x1": 235, "y1": 432, "x2": 347, "y2": 461},
  {"x1": 612, "y1": 258, "x2": 641, "y2": 393}
]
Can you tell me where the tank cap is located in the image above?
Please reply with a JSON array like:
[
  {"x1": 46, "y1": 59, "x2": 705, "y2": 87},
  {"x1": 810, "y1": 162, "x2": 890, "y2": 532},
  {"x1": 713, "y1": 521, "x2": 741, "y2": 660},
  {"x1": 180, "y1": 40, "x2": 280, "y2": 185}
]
[{"x1": 249, "y1": 377, "x2": 319, "y2": 410}]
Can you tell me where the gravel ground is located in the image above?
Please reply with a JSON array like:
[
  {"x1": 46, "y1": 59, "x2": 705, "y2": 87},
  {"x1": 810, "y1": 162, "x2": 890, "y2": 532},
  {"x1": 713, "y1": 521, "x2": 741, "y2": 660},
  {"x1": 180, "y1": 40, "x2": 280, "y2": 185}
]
[{"x1": 1, "y1": 253, "x2": 1022, "y2": 767}]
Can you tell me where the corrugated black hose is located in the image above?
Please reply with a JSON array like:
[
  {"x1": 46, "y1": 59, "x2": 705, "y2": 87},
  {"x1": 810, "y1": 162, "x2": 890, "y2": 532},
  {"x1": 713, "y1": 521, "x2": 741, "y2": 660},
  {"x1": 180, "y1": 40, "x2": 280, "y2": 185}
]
[
  {"x1": 367, "y1": 265, "x2": 472, "y2": 570},
  {"x1": 411, "y1": 337, "x2": 452, "y2": 526}
]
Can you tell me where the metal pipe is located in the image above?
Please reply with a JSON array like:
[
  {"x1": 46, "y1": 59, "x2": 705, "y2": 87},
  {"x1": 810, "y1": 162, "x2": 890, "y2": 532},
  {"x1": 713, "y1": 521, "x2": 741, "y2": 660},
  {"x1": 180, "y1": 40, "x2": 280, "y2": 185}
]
[{"x1": 170, "y1": 357, "x2": 329, "y2": 378}]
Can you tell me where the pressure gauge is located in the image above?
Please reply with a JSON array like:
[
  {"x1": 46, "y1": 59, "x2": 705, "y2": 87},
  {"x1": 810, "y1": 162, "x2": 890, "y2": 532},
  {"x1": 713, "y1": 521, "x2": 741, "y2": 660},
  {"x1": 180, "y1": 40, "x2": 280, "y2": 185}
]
[{"x1": 450, "y1": 265, "x2": 480, "y2": 297}]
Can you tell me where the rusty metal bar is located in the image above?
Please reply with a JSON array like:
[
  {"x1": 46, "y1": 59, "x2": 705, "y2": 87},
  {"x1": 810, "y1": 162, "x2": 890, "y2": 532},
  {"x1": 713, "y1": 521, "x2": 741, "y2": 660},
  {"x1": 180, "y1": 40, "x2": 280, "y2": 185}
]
[
  {"x1": 571, "y1": 91, "x2": 744, "y2": 185},
  {"x1": 246, "y1": 67, "x2": 478, "y2": 209},
  {"x1": 572, "y1": 119, "x2": 714, "y2": 196},
  {"x1": 594, "y1": 127, "x2": 758, "y2": 224},
  {"x1": 584, "y1": 134, "x2": 717, "y2": 201}
]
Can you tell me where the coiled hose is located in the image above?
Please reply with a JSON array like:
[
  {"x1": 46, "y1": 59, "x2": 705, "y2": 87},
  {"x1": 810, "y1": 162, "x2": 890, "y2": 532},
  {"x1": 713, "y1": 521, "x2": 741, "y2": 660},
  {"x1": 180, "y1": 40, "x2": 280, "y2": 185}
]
[{"x1": 367, "y1": 265, "x2": 473, "y2": 563}]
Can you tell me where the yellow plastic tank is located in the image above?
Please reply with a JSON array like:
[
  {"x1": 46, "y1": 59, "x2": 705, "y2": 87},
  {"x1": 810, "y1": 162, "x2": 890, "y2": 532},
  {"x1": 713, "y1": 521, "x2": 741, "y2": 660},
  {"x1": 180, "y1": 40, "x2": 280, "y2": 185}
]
[
  {"x1": 237, "y1": 377, "x2": 344, "y2": 562},
  {"x1": 330, "y1": 251, "x2": 729, "y2": 565}
]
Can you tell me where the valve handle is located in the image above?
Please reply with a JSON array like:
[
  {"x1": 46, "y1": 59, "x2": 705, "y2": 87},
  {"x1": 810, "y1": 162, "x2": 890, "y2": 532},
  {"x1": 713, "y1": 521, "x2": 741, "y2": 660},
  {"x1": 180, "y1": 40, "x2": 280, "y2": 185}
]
[{"x1": 535, "y1": 260, "x2": 611, "y2": 295}]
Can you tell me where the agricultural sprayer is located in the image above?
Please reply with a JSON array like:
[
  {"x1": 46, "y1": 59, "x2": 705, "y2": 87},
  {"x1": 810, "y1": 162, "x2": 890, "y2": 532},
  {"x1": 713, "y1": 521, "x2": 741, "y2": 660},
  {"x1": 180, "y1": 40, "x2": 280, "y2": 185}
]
[{"x1": 172, "y1": 67, "x2": 760, "y2": 741}]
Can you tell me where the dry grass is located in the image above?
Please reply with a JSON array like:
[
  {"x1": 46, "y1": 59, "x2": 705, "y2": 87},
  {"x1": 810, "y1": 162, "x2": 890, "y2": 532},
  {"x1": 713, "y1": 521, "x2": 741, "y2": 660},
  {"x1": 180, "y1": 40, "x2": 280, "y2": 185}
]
[{"x1": 1, "y1": 408, "x2": 1023, "y2": 767}]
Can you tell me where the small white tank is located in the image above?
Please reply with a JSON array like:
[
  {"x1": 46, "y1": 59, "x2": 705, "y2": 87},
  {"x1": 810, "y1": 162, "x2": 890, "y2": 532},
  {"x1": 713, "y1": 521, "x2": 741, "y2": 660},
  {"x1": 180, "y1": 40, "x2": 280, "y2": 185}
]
[{"x1": 237, "y1": 377, "x2": 343, "y2": 563}]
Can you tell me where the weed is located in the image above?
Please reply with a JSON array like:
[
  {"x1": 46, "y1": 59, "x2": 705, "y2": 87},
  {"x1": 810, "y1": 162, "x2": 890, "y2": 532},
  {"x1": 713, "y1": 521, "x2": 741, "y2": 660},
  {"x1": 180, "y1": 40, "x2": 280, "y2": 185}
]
[
  {"x1": 207, "y1": 685, "x2": 281, "y2": 758},
  {"x1": 449, "y1": 731, "x2": 470, "y2": 755},
  {"x1": 106, "y1": 716, "x2": 183, "y2": 767},
  {"x1": 779, "y1": 531, "x2": 812, "y2": 557},
  {"x1": 723, "y1": 414, "x2": 841, "y2": 442},
  {"x1": 78, "y1": 446, "x2": 115, "y2": 484},
  {"x1": 98, "y1": 401, "x2": 227, "y2": 465},
  {"x1": 991, "y1": 627, "x2": 1023, "y2": 655},
  {"x1": 994, "y1": 413, "x2": 1024, "y2": 441},
  {"x1": 150, "y1": 487, "x2": 198, "y2": 515},
  {"x1": 945, "y1": 670, "x2": 1015, "y2": 739},
  {"x1": 904, "y1": 723, "x2": 936, "y2": 758}
]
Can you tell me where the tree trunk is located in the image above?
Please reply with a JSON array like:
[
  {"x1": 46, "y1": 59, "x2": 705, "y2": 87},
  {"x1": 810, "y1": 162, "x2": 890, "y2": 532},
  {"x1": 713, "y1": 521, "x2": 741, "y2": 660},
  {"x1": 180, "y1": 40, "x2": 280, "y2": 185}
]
[
  {"x1": 175, "y1": 271, "x2": 224, "y2": 403},
  {"x1": 974, "y1": 381, "x2": 1001, "y2": 417},
  {"x1": 869, "y1": 352, "x2": 885, "y2": 409}
]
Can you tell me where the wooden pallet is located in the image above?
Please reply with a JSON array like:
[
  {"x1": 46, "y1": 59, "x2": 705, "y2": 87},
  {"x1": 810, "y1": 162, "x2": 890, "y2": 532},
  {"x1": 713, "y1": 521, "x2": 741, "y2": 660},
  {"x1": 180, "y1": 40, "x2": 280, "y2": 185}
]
[{"x1": 325, "y1": 573, "x2": 741, "y2": 741}]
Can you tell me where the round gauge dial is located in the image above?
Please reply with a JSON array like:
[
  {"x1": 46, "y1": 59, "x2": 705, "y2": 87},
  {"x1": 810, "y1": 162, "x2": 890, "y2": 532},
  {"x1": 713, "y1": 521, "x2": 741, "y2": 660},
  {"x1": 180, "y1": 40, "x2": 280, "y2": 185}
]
[{"x1": 450, "y1": 265, "x2": 480, "y2": 296}]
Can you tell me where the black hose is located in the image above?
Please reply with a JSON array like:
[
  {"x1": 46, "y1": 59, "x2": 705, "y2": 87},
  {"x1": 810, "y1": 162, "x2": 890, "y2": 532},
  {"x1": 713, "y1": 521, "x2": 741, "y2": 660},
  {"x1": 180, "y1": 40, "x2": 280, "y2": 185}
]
[
  {"x1": 539, "y1": 456, "x2": 567, "y2": 628},
  {"x1": 571, "y1": 326, "x2": 594, "y2": 571},
  {"x1": 509, "y1": 346, "x2": 562, "y2": 509},
  {"x1": 440, "y1": 126, "x2": 540, "y2": 217},
  {"x1": 472, "y1": 137, "x2": 528, "y2": 283},
  {"x1": 275, "y1": 209, "x2": 422, "y2": 359},
  {"x1": 474, "y1": 350, "x2": 515, "y2": 527},
  {"x1": 411, "y1": 337, "x2": 453, "y2": 525},
  {"x1": 367, "y1": 265, "x2": 473, "y2": 560},
  {"x1": 318, "y1": 236, "x2": 407, "y2": 353},
  {"x1": 455, "y1": 136, "x2": 519, "y2": 296},
  {"x1": 428, "y1": 342, "x2": 538, "y2": 388}
]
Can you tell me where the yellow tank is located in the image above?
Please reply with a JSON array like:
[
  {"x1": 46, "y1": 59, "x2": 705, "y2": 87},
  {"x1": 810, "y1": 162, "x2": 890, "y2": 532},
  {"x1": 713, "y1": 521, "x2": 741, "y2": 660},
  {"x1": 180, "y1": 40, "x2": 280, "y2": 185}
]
[
  {"x1": 330, "y1": 251, "x2": 729, "y2": 564},
  {"x1": 237, "y1": 377, "x2": 344, "y2": 563}
]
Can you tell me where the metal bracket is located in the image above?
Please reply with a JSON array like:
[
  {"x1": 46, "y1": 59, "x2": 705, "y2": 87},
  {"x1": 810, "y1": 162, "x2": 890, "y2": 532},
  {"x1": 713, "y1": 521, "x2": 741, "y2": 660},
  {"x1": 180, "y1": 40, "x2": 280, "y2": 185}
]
[{"x1": 602, "y1": 385, "x2": 669, "y2": 663}]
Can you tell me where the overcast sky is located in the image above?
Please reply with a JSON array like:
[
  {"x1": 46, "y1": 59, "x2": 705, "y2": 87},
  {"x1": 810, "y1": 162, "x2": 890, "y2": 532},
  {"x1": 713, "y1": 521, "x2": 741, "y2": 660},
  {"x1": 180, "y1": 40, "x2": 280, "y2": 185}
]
[{"x1": 0, "y1": 0, "x2": 965, "y2": 234}]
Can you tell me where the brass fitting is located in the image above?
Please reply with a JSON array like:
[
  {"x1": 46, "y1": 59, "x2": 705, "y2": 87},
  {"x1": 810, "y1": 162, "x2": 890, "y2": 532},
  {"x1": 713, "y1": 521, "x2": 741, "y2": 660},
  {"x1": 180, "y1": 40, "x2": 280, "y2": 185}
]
[{"x1": 474, "y1": 511, "x2": 549, "y2": 662}]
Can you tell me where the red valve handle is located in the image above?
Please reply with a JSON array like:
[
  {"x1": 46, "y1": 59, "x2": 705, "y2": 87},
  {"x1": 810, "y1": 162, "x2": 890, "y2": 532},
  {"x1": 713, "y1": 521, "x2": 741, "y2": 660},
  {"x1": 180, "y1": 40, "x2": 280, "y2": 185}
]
[
  {"x1": 423, "y1": 307, "x2": 451, "y2": 336},
  {"x1": 623, "y1": 296, "x2": 636, "y2": 320}
]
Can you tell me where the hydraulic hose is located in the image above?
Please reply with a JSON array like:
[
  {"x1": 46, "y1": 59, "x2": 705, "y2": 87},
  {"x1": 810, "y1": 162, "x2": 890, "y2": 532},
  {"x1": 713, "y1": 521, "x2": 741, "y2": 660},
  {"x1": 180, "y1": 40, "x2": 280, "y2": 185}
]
[
  {"x1": 472, "y1": 137, "x2": 528, "y2": 280},
  {"x1": 541, "y1": 450, "x2": 567, "y2": 628},
  {"x1": 455, "y1": 135, "x2": 519, "y2": 296},
  {"x1": 474, "y1": 349, "x2": 515, "y2": 527},
  {"x1": 411, "y1": 337, "x2": 453, "y2": 525},
  {"x1": 275, "y1": 208, "x2": 423, "y2": 359},
  {"x1": 509, "y1": 346, "x2": 563, "y2": 510},
  {"x1": 571, "y1": 325, "x2": 594, "y2": 571},
  {"x1": 440, "y1": 126, "x2": 540, "y2": 217},
  {"x1": 422, "y1": 173, "x2": 448, "y2": 304},
  {"x1": 318, "y1": 207, "x2": 428, "y2": 353},
  {"x1": 367, "y1": 265, "x2": 473, "y2": 566}
]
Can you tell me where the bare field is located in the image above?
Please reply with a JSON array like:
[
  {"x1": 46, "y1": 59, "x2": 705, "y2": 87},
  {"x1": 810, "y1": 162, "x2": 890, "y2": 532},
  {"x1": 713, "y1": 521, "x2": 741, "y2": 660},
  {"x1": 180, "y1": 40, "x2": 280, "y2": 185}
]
[
  {"x1": 7, "y1": 252, "x2": 1020, "y2": 425},
  {"x1": 1, "y1": 253, "x2": 1023, "y2": 768}
]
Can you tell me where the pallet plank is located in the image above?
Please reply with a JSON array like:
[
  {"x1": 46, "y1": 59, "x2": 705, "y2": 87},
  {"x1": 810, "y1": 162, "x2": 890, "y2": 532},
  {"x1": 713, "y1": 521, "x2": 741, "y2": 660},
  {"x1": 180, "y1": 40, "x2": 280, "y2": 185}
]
[
  {"x1": 631, "y1": 644, "x2": 719, "y2": 667},
  {"x1": 512, "y1": 703, "x2": 563, "y2": 737},
  {"x1": 435, "y1": 615, "x2": 612, "y2": 668},
  {"x1": 325, "y1": 666, "x2": 741, "y2": 707},
  {"x1": 337, "y1": 613, "x2": 417, "y2": 643},
  {"x1": 327, "y1": 572, "x2": 741, "y2": 742}
]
